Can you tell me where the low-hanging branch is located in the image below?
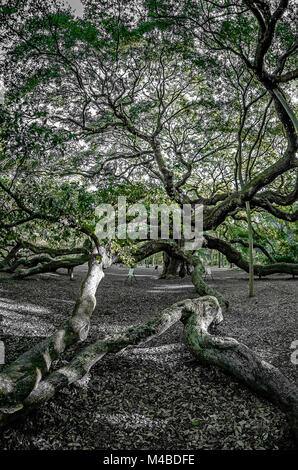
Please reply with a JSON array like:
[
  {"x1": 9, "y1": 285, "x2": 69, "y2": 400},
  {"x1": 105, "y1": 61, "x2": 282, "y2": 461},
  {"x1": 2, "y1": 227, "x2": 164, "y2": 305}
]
[
  {"x1": 132, "y1": 239, "x2": 229, "y2": 307},
  {"x1": 0, "y1": 237, "x2": 230, "y2": 414},
  {"x1": 204, "y1": 235, "x2": 298, "y2": 277},
  {"x1": 0, "y1": 238, "x2": 92, "y2": 278},
  {"x1": 17, "y1": 240, "x2": 90, "y2": 257}
]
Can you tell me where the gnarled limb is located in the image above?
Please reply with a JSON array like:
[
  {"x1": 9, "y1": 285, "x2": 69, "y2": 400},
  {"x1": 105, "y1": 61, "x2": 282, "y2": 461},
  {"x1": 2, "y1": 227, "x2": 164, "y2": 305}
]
[
  {"x1": 0, "y1": 239, "x2": 91, "y2": 278},
  {"x1": 0, "y1": 242, "x2": 22, "y2": 269},
  {"x1": 17, "y1": 241, "x2": 90, "y2": 258},
  {"x1": 183, "y1": 296, "x2": 298, "y2": 439},
  {"x1": 191, "y1": 264, "x2": 229, "y2": 308},
  {"x1": 1, "y1": 295, "x2": 297, "y2": 441},
  {"x1": 0, "y1": 246, "x2": 112, "y2": 411},
  {"x1": 230, "y1": 239, "x2": 276, "y2": 263},
  {"x1": 204, "y1": 235, "x2": 298, "y2": 277},
  {"x1": 251, "y1": 196, "x2": 298, "y2": 222},
  {"x1": 8, "y1": 253, "x2": 90, "y2": 279}
]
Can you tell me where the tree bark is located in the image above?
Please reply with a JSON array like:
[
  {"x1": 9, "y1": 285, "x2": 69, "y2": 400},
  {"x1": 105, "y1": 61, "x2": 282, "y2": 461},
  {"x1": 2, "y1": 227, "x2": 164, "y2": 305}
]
[
  {"x1": 0, "y1": 247, "x2": 112, "y2": 411},
  {"x1": 0, "y1": 298, "x2": 187, "y2": 426},
  {"x1": 132, "y1": 241, "x2": 229, "y2": 307},
  {"x1": 204, "y1": 235, "x2": 298, "y2": 277},
  {"x1": 1, "y1": 295, "x2": 297, "y2": 441},
  {"x1": 0, "y1": 243, "x2": 21, "y2": 269},
  {"x1": 191, "y1": 263, "x2": 229, "y2": 308},
  {"x1": 183, "y1": 297, "x2": 298, "y2": 439},
  {"x1": 230, "y1": 239, "x2": 276, "y2": 264},
  {"x1": 245, "y1": 201, "x2": 254, "y2": 297},
  {"x1": 8, "y1": 254, "x2": 89, "y2": 279}
]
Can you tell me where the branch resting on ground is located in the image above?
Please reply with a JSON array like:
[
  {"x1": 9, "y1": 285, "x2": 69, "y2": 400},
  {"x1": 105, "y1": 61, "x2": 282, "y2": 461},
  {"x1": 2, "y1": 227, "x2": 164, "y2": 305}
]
[{"x1": 1, "y1": 296, "x2": 297, "y2": 441}]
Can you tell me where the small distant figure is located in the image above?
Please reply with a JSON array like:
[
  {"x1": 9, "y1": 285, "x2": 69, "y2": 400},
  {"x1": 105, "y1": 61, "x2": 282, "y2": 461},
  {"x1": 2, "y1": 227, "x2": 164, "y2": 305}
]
[
  {"x1": 154, "y1": 265, "x2": 158, "y2": 271},
  {"x1": 203, "y1": 266, "x2": 213, "y2": 280},
  {"x1": 125, "y1": 267, "x2": 137, "y2": 283},
  {"x1": 68, "y1": 267, "x2": 74, "y2": 281}
]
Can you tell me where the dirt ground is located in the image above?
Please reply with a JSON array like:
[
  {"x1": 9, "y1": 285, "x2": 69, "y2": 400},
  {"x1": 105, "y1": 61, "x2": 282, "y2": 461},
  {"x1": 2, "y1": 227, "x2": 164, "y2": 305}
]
[{"x1": 0, "y1": 265, "x2": 297, "y2": 450}]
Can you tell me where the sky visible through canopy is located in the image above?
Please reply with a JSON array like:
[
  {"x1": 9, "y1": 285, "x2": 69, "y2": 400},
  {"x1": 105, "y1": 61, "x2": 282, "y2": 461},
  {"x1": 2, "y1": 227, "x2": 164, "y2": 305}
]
[
  {"x1": 0, "y1": 0, "x2": 84, "y2": 102},
  {"x1": 66, "y1": 0, "x2": 84, "y2": 17}
]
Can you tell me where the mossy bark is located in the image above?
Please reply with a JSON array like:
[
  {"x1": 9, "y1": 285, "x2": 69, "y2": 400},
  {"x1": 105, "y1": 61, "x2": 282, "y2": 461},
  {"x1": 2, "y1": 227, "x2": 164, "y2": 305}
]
[
  {"x1": 1, "y1": 295, "x2": 297, "y2": 441},
  {"x1": 191, "y1": 264, "x2": 229, "y2": 308},
  {"x1": 0, "y1": 298, "x2": 187, "y2": 426},
  {"x1": 0, "y1": 247, "x2": 111, "y2": 412},
  {"x1": 0, "y1": 242, "x2": 90, "y2": 278},
  {"x1": 160, "y1": 253, "x2": 183, "y2": 279}
]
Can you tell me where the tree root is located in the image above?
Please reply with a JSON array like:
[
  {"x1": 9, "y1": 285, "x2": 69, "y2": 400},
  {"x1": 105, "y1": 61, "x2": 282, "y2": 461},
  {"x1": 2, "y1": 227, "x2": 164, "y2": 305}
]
[{"x1": 1, "y1": 295, "x2": 297, "y2": 442}]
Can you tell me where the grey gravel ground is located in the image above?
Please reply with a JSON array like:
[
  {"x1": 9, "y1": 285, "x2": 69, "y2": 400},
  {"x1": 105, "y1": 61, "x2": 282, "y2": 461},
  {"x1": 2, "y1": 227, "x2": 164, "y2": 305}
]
[{"x1": 0, "y1": 265, "x2": 297, "y2": 450}]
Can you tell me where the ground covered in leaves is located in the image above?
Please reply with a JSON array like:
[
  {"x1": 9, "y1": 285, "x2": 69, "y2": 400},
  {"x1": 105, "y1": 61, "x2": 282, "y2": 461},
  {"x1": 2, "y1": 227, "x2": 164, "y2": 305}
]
[{"x1": 0, "y1": 265, "x2": 297, "y2": 450}]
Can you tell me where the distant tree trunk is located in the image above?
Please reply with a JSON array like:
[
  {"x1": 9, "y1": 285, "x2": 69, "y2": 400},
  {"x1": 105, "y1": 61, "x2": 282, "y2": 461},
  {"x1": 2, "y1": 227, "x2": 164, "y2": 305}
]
[
  {"x1": 160, "y1": 252, "x2": 182, "y2": 279},
  {"x1": 186, "y1": 262, "x2": 193, "y2": 275},
  {"x1": 245, "y1": 201, "x2": 254, "y2": 297},
  {"x1": 2, "y1": 296, "x2": 297, "y2": 440},
  {"x1": 179, "y1": 261, "x2": 187, "y2": 278}
]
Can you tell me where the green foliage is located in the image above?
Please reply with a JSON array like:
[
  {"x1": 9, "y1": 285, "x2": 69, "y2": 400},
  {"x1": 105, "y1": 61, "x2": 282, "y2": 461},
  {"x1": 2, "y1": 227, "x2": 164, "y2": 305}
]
[{"x1": 0, "y1": 0, "x2": 296, "y2": 270}]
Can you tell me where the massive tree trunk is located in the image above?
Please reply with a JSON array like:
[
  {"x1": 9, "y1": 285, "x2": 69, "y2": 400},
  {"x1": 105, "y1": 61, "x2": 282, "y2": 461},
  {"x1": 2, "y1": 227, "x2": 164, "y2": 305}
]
[
  {"x1": 204, "y1": 235, "x2": 298, "y2": 277},
  {"x1": 183, "y1": 297, "x2": 298, "y2": 440},
  {"x1": 0, "y1": 298, "x2": 187, "y2": 426},
  {"x1": 1, "y1": 240, "x2": 297, "y2": 437},
  {"x1": 1, "y1": 295, "x2": 297, "y2": 440}
]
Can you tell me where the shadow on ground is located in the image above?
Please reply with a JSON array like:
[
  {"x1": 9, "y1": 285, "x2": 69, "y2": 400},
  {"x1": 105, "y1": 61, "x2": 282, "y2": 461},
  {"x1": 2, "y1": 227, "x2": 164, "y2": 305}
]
[{"x1": 0, "y1": 265, "x2": 297, "y2": 450}]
